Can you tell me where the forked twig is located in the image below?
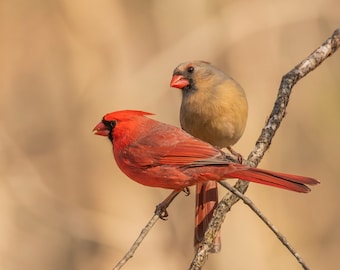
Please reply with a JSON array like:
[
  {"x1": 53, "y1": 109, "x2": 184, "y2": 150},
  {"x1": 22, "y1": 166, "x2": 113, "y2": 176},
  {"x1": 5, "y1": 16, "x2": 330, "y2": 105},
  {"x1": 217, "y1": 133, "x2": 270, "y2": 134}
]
[
  {"x1": 112, "y1": 28, "x2": 340, "y2": 270},
  {"x1": 189, "y1": 28, "x2": 340, "y2": 270},
  {"x1": 218, "y1": 181, "x2": 309, "y2": 270}
]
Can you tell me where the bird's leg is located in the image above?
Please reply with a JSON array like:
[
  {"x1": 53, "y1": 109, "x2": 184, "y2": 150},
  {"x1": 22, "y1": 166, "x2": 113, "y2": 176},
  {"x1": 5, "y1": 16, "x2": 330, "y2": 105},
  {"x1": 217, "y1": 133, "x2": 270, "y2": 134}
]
[
  {"x1": 226, "y1": 146, "x2": 244, "y2": 163},
  {"x1": 155, "y1": 189, "x2": 186, "y2": 220}
]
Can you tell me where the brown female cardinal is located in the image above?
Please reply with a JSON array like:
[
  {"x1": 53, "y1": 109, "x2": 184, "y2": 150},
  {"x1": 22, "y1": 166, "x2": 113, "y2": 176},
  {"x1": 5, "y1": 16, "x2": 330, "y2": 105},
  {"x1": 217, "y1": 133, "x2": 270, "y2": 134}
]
[
  {"x1": 93, "y1": 110, "x2": 319, "y2": 252},
  {"x1": 170, "y1": 61, "x2": 248, "y2": 252}
]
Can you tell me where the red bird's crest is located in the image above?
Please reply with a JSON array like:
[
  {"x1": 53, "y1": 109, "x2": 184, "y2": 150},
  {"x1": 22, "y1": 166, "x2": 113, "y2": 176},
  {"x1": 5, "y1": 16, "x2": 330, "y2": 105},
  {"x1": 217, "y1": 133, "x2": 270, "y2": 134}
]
[{"x1": 103, "y1": 110, "x2": 154, "y2": 122}]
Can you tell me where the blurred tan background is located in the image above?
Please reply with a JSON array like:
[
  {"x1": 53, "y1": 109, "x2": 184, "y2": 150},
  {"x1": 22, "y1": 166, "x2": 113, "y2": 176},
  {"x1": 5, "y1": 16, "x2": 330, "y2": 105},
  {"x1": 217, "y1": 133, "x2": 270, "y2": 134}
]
[{"x1": 1, "y1": 0, "x2": 339, "y2": 269}]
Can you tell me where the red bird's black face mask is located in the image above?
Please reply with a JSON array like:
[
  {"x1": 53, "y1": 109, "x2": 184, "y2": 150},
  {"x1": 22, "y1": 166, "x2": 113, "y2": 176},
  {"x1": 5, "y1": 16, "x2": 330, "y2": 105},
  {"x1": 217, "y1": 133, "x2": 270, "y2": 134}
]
[
  {"x1": 93, "y1": 119, "x2": 116, "y2": 143},
  {"x1": 102, "y1": 119, "x2": 116, "y2": 142}
]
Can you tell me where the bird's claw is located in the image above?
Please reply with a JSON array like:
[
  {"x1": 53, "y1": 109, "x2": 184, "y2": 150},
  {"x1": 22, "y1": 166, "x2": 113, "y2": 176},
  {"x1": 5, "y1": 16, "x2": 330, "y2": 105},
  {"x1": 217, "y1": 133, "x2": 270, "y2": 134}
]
[
  {"x1": 155, "y1": 190, "x2": 182, "y2": 220},
  {"x1": 155, "y1": 204, "x2": 169, "y2": 220},
  {"x1": 183, "y1": 187, "x2": 190, "y2": 196},
  {"x1": 155, "y1": 188, "x2": 189, "y2": 219},
  {"x1": 236, "y1": 154, "x2": 243, "y2": 164},
  {"x1": 227, "y1": 146, "x2": 244, "y2": 164}
]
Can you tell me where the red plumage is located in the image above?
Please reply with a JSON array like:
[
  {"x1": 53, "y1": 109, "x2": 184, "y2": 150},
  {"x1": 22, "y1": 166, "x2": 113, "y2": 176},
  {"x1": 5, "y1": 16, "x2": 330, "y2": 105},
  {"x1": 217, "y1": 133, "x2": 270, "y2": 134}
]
[{"x1": 93, "y1": 110, "x2": 319, "y2": 193}]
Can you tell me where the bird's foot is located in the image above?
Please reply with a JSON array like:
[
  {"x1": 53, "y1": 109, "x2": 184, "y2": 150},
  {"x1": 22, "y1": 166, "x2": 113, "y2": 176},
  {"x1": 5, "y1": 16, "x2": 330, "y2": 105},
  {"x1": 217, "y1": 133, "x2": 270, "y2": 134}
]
[
  {"x1": 227, "y1": 146, "x2": 244, "y2": 163},
  {"x1": 155, "y1": 204, "x2": 169, "y2": 220},
  {"x1": 154, "y1": 190, "x2": 183, "y2": 220},
  {"x1": 183, "y1": 187, "x2": 190, "y2": 196}
]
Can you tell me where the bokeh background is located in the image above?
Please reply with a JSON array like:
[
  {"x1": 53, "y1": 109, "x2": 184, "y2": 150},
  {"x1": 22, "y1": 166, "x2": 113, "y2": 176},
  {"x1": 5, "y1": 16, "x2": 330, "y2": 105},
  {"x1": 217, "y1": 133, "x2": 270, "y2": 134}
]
[{"x1": 1, "y1": 1, "x2": 339, "y2": 269}]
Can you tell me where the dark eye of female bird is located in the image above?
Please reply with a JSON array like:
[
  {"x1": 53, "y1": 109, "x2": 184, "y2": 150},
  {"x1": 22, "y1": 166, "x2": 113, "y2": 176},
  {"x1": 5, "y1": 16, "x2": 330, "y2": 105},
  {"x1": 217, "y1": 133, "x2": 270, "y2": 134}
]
[{"x1": 187, "y1": 66, "x2": 194, "y2": 73}]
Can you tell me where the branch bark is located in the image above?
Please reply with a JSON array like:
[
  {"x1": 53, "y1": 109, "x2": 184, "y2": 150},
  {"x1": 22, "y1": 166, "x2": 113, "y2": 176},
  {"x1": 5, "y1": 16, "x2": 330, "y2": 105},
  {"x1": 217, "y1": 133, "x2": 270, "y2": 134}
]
[
  {"x1": 189, "y1": 28, "x2": 340, "y2": 270},
  {"x1": 218, "y1": 181, "x2": 310, "y2": 270},
  {"x1": 111, "y1": 28, "x2": 340, "y2": 270}
]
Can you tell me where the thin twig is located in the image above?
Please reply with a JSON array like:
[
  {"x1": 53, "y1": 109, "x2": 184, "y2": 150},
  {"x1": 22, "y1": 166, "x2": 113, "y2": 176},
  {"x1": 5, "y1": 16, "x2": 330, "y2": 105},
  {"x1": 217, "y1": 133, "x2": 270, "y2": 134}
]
[
  {"x1": 112, "y1": 190, "x2": 183, "y2": 269},
  {"x1": 112, "y1": 214, "x2": 160, "y2": 270},
  {"x1": 189, "y1": 28, "x2": 340, "y2": 270},
  {"x1": 112, "y1": 29, "x2": 340, "y2": 270},
  {"x1": 218, "y1": 181, "x2": 310, "y2": 270}
]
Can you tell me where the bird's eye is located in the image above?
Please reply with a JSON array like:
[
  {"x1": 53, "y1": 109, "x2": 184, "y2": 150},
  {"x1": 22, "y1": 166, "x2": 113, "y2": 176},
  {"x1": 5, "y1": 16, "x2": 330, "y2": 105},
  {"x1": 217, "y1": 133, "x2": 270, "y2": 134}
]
[
  {"x1": 109, "y1": 121, "x2": 116, "y2": 129},
  {"x1": 187, "y1": 66, "x2": 194, "y2": 73},
  {"x1": 102, "y1": 119, "x2": 117, "y2": 130}
]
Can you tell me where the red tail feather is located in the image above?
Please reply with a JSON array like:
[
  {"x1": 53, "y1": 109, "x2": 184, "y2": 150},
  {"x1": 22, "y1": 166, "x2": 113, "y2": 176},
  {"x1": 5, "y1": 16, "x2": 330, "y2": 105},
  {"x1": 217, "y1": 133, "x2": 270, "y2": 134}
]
[
  {"x1": 195, "y1": 181, "x2": 221, "y2": 253},
  {"x1": 227, "y1": 164, "x2": 319, "y2": 193}
]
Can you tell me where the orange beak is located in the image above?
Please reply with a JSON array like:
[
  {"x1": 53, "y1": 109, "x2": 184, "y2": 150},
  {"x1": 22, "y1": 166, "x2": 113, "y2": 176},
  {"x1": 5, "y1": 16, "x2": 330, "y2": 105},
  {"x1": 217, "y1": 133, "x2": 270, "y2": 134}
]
[
  {"x1": 93, "y1": 122, "x2": 110, "y2": 136},
  {"x1": 170, "y1": 75, "x2": 189, "y2": 89}
]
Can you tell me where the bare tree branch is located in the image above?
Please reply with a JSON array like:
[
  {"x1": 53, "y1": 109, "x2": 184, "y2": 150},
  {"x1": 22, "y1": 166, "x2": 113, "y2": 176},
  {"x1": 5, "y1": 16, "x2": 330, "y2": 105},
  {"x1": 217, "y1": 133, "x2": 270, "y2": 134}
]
[
  {"x1": 218, "y1": 181, "x2": 310, "y2": 270},
  {"x1": 112, "y1": 214, "x2": 160, "y2": 270},
  {"x1": 189, "y1": 28, "x2": 340, "y2": 270},
  {"x1": 112, "y1": 28, "x2": 340, "y2": 270}
]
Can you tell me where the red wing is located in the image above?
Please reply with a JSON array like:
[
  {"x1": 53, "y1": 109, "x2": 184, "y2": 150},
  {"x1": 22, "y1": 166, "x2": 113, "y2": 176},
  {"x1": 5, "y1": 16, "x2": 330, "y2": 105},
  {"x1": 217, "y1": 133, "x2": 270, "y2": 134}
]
[
  {"x1": 158, "y1": 137, "x2": 223, "y2": 165},
  {"x1": 125, "y1": 123, "x2": 224, "y2": 166}
]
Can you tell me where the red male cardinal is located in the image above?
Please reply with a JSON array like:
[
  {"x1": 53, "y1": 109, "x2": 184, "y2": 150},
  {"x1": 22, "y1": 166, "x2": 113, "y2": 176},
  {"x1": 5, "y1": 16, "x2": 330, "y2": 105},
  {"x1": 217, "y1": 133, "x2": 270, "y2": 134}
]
[
  {"x1": 94, "y1": 111, "x2": 319, "y2": 246},
  {"x1": 170, "y1": 61, "x2": 248, "y2": 252}
]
